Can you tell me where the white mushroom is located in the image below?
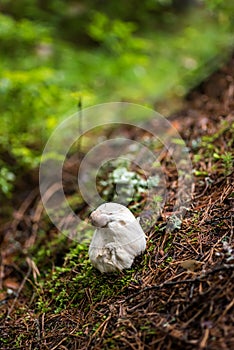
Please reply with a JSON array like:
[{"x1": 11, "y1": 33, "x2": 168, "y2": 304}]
[{"x1": 88, "y1": 202, "x2": 146, "y2": 273}]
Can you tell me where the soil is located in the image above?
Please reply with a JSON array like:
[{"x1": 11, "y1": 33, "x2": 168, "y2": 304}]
[{"x1": 0, "y1": 54, "x2": 233, "y2": 350}]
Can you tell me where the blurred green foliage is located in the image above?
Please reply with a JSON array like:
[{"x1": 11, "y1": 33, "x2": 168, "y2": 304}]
[{"x1": 0, "y1": 0, "x2": 233, "y2": 197}]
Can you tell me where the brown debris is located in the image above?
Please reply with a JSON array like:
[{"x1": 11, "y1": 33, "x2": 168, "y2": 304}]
[{"x1": 0, "y1": 54, "x2": 234, "y2": 349}]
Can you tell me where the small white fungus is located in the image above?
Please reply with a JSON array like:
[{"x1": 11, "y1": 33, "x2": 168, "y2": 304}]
[{"x1": 88, "y1": 202, "x2": 146, "y2": 273}]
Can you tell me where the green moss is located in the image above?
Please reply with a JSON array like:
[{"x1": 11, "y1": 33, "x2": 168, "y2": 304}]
[{"x1": 34, "y1": 240, "x2": 145, "y2": 313}]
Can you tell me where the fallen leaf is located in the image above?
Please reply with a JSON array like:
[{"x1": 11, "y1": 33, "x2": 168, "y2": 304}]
[{"x1": 180, "y1": 259, "x2": 204, "y2": 272}]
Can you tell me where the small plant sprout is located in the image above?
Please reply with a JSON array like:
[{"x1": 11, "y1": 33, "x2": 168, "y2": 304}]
[{"x1": 77, "y1": 96, "x2": 83, "y2": 157}]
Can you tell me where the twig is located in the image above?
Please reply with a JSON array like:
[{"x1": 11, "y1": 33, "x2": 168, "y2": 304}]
[
  {"x1": 50, "y1": 337, "x2": 67, "y2": 350},
  {"x1": 123, "y1": 264, "x2": 234, "y2": 302},
  {"x1": 77, "y1": 97, "x2": 83, "y2": 158},
  {"x1": 203, "y1": 231, "x2": 229, "y2": 263},
  {"x1": 11, "y1": 188, "x2": 39, "y2": 231},
  {"x1": 204, "y1": 215, "x2": 232, "y2": 224},
  {"x1": 230, "y1": 215, "x2": 234, "y2": 243},
  {"x1": 6, "y1": 257, "x2": 32, "y2": 317},
  {"x1": 200, "y1": 328, "x2": 210, "y2": 349}
]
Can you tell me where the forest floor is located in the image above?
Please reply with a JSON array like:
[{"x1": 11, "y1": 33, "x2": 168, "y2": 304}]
[{"x1": 0, "y1": 54, "x2": 234, "y2": 350}]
